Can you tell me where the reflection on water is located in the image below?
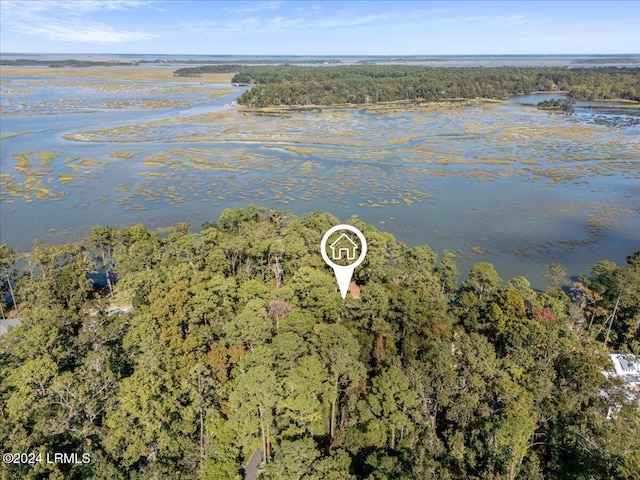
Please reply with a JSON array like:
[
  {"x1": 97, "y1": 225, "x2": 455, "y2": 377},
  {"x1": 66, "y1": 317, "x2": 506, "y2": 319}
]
[{"x1": 1, "y1": 78, "x2": 639, "y2": 289}]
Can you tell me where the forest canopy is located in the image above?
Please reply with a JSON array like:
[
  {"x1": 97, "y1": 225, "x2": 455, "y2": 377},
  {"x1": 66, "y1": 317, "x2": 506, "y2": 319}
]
[
  {"x1": 174, "y1": 65, "x2": 640, "y2": 106},
  {"x1": 1, "y1": 206, "x2": 639, "y2": 479}
]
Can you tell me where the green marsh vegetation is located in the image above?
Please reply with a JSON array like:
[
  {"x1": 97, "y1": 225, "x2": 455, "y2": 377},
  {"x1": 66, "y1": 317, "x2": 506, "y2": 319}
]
[
  {"x1": 0, "y1": 208, "x2": 638, "y2": 479},
  {"x1": 109, "y1": 151, "x2": 140, "y2": 159},
  {"x1": 0, "y1": 130, "x2": 32, "y2": 141},
  {"x1": 58, "y1": 103, "x2": 639, "y2": 200},
  {"x1": 0, "y1": 150, "x2": 111, "y2": 204}
]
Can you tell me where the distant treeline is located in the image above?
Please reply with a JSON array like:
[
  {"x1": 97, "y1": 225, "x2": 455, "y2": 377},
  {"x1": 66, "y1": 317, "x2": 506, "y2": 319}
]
[
  {"x1": 3, "y1": 59, "x2": 264, "y2": 69},
  {"x1": 172, "y1": 65, "x2": 640, "y2": 107},
  {"x1": 572, "y1": 57, "x2": 639, "y2": 64},
  {"x1": 0, "y1": 59, "x2": 139, "y2": 68},
  {"x1": 173, "y1": 64, "x2": 252, "y2": 76},
  {"x1": 3, "y1": 59, "x2": 299, "y2": 69}
]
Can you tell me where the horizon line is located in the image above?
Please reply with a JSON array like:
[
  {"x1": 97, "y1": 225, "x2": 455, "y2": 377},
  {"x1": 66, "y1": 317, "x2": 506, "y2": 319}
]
[{"x1": 2, "y1": 52, "x2": 639, "y2": 57}]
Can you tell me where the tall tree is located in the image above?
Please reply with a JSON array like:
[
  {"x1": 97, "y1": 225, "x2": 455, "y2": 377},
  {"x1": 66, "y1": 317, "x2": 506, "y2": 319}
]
[
  {"x1": 0, "y1": 244, "x2": 18, "y2": 318},
  {"x1": 89, "y1": 226, "x2": 117, "y2": 296}
]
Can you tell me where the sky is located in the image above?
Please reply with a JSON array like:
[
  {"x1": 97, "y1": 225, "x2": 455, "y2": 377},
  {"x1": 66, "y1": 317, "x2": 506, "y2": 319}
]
[{"x1": 0, "y1": 0, "x2": 638, "y2": 55}]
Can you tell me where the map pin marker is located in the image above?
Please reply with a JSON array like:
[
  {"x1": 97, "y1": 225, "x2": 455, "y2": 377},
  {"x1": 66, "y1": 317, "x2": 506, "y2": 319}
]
[{"x1": 321, "y1": 224, "x2": 368, "y2": 300}]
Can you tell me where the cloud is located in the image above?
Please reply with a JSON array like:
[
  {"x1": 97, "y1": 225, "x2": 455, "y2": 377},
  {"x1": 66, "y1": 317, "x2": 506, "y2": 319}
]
[
  {"x1": 309, "y1": 12, "x2": 404, "y2": 28},
  {"x1": 2, "y1": 0, "x2": 152, "y2": 14},
  {"x1": 52, "y1": 1, "x2": 153, "y2": 12},
  {"x1": 270, "y1": 16, "x2": 304, "y2": 29},
  {"x1": 0, "y1": 0, "x2": 157, "y2": 44},
  {"x1": 185, "y1": 7, "x2": 406, "y2": 35},
  {"x1": 441, "y1": 13, "x2": 533, "y2": 27},
  {"x1": 212, "y1": 5, "x2": 524, "y2": 35},
  {"x1": 10, "y1": 22, "x2": 156, "y2": 44},
  {"x1": 224, "y1": 17, "x2": 263, "y2": 32},
  {"x1": 238, "y1": 1, "x2": 282, "y2": 13}
]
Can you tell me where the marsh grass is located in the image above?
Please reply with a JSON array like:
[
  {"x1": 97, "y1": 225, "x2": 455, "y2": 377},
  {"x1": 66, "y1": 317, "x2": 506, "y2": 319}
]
[
  {"x1": 59, "y1": 104, "x2": 638, "y2": 192},
  {"x1": 109, "y1": 151, "x2": 141, "y2": 159},
  {"x1": 1, "y1": 150, "x2": 114, "y2": 202},
  {"x1": 0, "y1": 130, "x2": 32, "y2": 140}
]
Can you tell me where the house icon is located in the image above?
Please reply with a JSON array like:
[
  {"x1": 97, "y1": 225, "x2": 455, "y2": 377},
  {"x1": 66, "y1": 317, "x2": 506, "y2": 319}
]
[{"x1": 329, "y1": 233, "x2": 359, "y2": 261}]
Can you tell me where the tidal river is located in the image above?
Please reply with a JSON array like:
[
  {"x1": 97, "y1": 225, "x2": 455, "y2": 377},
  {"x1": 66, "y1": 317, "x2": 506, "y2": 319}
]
[{"x1": 1, "y1": 73, "x2": 639, "y2": 288}]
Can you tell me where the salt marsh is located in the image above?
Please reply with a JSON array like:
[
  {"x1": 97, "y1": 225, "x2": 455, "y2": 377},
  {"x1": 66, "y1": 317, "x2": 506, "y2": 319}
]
[{"x1": 1, "y1": 67, "x2": 638, "y2": 287}]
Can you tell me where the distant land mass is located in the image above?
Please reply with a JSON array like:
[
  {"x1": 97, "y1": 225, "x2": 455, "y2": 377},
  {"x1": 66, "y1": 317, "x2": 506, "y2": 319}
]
[
  {"x1": 1, "y1": 53, "x2": 639, "y2": 67},
  {"x1": 169, "y1": 65, "x2": 640, "y2": 107}
]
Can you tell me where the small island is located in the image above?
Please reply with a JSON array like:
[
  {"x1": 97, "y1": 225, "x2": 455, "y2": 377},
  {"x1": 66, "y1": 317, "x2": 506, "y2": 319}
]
[
  {"x1": 172, "y1": 65, "x2": 640, "y2": 108},
  {"x1": 536, "y1": 97, "x2": 574, "y2": 111}
]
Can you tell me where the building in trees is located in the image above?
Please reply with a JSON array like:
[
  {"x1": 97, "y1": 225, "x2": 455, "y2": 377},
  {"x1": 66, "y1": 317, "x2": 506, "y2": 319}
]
[
  {"x1": 0, "y1": 318, "x2": 21, "y2": 335},
  {"x1": 605, "y1": 353, "x2": 640, "y2": 390},
  {"x1": 603, "y1": 353, "x2": 640, "y2": 419}
]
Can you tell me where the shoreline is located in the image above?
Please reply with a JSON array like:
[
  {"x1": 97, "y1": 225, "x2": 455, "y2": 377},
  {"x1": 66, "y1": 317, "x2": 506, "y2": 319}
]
[
  {"x1": 238, "y1": 98, "x2": 505, "y2": 114},
  {"x1": 237, "y1": 96, "x2": 640, "y2": 114},
  {"x1": 513, "y1": 90, "x2": 640, "y2": 107}
]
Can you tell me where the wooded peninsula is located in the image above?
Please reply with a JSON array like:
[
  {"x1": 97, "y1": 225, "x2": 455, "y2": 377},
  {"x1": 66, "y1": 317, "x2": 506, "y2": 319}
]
[
  {"x1": 173, "y1": 65, "x2": 640, "y2": 107},
  {"x1": 1, "y1": 207, "x2": 638, "y2": 479}
]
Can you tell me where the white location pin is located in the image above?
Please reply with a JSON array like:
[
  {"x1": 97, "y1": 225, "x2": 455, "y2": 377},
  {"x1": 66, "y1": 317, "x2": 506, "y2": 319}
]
[{"x1": 321, "y1": 224, "x2": 368, "y2": 300}]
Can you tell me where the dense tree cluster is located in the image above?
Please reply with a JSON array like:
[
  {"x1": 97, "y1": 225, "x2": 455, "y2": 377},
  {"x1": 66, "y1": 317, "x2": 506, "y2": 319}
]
[
  {"x1": 171, "y1": 65, "x2": 640, "y2": 106},
  {"x1": 536, "y1": 98, "x2": 573, "y2": 111},
  {"x1": 1, "y1": 206, "x2": 638, "y2": 479},
  {"x1": 572, "y1": 58, "x2": 639, "y2": 65},
  {"x1": 173, "y1": 64, "x2": 252, "y2": 77}
]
